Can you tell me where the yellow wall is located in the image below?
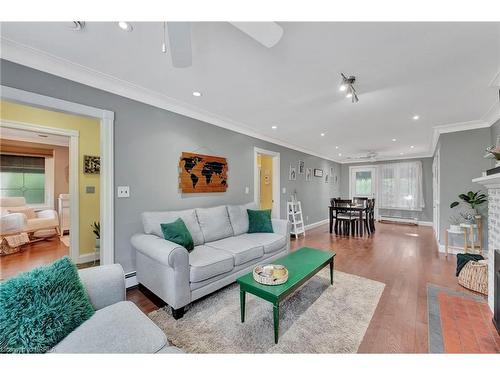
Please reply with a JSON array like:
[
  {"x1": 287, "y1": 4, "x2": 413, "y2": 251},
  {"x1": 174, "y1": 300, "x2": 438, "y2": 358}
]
[
  {"x1": 258, "y1": 154, "x2": 273, "y2": 210},
  {"x1": 0, "y1": 100, "x2": 100, "y2": 255}
]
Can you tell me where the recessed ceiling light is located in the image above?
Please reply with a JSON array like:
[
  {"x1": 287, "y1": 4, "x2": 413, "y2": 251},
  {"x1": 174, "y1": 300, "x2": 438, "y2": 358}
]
[
  {"x1": 410, "y1": 145, "x2": 415, "y2": 149},
  {"x1": 118, "y1": 22, "x2": 133, "y2": 32},
  {"x1": 392, "y1": 138, "x2": 397, "y2": 142},
  {"x1": 412, "y1": 115, "x2": 420, "y2": 120},
  {"x1": 192, "y1": 91, "x2": 202, "y2": 97},
  {"x1": 335, "y1": 146, "x2": 339, "y2": 149},
  {"x1": 400, "y1": 152, "x2": 404, "y2": 155},
  {"x1": 320, "y1": 133, "x2": 325, "y2": 137},
  {"x1": 271, "y1": 125, "x2": 277, "y2": 130},
  {"x1": 338, "y1": 153, "x2": 342, "y2": 157}
]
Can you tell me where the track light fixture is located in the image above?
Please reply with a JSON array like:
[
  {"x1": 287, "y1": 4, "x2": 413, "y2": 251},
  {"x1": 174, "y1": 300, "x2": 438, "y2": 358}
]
[{"x1": 339, "y1": 73, "x2": 359, "y2": 103}]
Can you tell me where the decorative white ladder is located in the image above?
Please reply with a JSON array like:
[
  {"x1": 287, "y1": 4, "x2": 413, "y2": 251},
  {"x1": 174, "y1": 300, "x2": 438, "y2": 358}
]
[{"x1": 287, "y1": 201, "x2": 305, "y2": 238}]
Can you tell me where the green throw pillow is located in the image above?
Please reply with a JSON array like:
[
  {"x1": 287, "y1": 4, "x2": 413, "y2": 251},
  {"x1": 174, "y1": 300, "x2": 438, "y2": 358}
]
[
  {"x1": 161, "y1": 218, "x2": 194, "y2": 251},
  {"x1": 247, "y1": 209, "x2": 274, "y2": 233},
  {"x1": 0, "y1": 256, "x2": 95, "y2": 353}
]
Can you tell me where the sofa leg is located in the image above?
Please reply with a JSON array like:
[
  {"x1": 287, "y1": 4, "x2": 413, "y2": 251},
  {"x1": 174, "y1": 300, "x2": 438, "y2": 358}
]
[{"x1": 172, "y1": 307, "x2": 185, "y2": 320}]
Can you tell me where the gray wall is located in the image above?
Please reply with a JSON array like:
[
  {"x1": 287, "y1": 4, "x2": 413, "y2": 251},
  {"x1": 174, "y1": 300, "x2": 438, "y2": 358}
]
[
  {"x1": 437, "y1": 128, "x2": 492, "y2": 248},
  {"x1": 0, "y1": 59, "x2": 340, "y2": 273},
  {"x1": 339, "y1": 158, "x2": 433, "y2": 222}
]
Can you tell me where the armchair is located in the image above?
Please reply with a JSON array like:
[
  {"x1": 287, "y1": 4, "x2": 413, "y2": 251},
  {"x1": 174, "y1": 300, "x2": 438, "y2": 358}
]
[{"x1": 0, "y1": 197, "x2": 60, "y2": 238}]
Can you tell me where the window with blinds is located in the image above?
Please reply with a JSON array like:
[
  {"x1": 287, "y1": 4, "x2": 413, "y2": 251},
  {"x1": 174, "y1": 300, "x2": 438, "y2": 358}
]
[{"x1": 0, "y1": 154, "x2": 46, "y2": 204}]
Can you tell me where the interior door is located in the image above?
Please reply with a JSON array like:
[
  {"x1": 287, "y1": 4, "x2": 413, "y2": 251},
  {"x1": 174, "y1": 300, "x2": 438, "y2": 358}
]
[
  {"x1": 350, "y1": 166, "x2": 378, "y2": 217},
  {"x1": 432, "y1": 149, "x2": 440, "y2": 241}
]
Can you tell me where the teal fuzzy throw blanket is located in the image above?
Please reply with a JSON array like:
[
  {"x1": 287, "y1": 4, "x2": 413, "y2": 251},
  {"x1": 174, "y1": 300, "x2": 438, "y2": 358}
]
[{"x1": 0, "y1": 256, "x2": 95, "y2": 353}]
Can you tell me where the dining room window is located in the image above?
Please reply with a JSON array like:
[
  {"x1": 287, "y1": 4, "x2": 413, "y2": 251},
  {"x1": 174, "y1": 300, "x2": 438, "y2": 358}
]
[{"x1": 378, "y1": 161, "x2": 424, "y2": 211}]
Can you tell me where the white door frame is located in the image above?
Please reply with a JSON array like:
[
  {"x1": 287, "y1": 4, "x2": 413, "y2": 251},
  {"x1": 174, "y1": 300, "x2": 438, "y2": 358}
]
[
  {"x1": 254, "y1": 147, "x2": 280, "y2": 218},
  {"x1": 0, "y1": 119, "x2": 80, "y2": 263},
  {"x1": 1, "y1": 85, "x2": 115, "y2": 265},
  {"x1": 348, "y1": 165, "x2": 379, "y2": 218}
]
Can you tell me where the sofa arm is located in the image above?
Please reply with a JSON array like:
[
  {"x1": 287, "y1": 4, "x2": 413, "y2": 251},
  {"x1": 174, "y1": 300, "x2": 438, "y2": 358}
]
[
  {"x1": 131, "y1": 234, "x2": 189, "y2": 269},
  {"x1": 78, "y1": 264, "x2": 126, "y2": 310},
  {"x1": 0, "y1": 213, "x2": 27, "y2": 235},
  {"x1": 272, "y1": 218, "x2": 290, "y2": 236}
]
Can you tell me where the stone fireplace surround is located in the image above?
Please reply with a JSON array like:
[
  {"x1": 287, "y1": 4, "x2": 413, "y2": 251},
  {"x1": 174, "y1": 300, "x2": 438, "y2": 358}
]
[{"x1": 472, "y1": 173, "x2": 500, "y2": 313}]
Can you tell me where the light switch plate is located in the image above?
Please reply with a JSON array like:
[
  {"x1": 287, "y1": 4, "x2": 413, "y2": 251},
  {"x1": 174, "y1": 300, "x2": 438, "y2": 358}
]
[
  {"x1": 245, "y1": 186, "x2": 250, "y2": 194},
  {"x1": 117, "y1": 186, "x2": 130, "y2": 198},
  {"x1": 282, "y1": 187, "x2": 286, "y2": 194}
]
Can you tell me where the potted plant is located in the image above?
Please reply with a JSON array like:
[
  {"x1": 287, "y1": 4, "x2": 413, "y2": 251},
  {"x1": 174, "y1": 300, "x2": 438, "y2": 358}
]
[
  {"x1": 450, "y1": 190, "x2": 487, "y2": 217},
  {"x1": 91, "y1": 221, "x2": 100, "y2": 249}
]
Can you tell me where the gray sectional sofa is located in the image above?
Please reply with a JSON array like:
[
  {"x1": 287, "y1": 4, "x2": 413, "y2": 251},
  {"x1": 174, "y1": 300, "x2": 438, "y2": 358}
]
[
  {"x1": 53, "y1": 264, "x2": 181, "y2": 353},
  {"x1": 131, "y1": 202, "x2": 291, "y2": 319}
]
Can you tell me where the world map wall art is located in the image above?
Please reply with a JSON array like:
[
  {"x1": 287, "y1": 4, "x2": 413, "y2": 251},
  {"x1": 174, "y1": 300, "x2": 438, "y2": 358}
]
[{"x1": 179, "y1": 152, "x2": 228, "y2": 193}]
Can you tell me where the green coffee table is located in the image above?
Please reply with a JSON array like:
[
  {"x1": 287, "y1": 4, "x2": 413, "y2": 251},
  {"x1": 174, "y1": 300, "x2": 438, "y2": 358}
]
[{"x1": 237, "y1": 247, "x2": 336, "y2": 344}]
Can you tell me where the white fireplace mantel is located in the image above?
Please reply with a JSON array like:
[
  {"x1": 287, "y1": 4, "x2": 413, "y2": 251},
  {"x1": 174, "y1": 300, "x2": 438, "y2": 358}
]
[
  {"x1": 472, "y1": 173, "x2": 500, "y2": 188},
  {"x1": 472, "y1": 172, "x2": 499, "y2": 312}
]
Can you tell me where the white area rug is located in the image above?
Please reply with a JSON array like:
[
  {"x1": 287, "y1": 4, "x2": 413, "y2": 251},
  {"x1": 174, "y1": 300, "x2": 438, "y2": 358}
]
[{"x1": 149, "y1": 269, "x2": 384, "y2": 353}]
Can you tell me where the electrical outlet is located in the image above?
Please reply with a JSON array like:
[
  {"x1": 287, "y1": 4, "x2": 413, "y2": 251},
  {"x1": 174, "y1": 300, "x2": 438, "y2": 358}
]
[
  {"x1": 282, "y1": 187, "x2": 286, "y2": 194},
  {"x1": 117, "y1": 186, "x2": 130, "y2": 198}
]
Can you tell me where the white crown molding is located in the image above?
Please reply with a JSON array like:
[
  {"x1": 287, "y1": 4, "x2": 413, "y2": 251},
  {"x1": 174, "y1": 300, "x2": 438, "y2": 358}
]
[
  {"x1": 0, "y1": 37, "x2": 342, "y2": 164},
  {"x1": 1, "y1": 119, "x2": 71, "y2": 146}
]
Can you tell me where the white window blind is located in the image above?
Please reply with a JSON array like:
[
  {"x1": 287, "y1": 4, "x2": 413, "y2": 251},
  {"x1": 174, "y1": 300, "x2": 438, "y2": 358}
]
[{"x1": 378, "y1": 161, "x2": 424, "y2": 211}]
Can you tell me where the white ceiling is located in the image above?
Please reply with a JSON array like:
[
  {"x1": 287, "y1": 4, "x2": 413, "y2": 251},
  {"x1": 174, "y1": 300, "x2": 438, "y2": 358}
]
[{"x1": 1, "y1": 22, "x2": 499, "y2": 162}]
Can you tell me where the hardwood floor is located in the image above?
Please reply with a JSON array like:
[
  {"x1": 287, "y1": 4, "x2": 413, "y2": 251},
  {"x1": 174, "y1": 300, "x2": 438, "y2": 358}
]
[
  {"x1": 127, "y1": 222, "x2": 481, "y2": 353},
  {"x1": 0, "y1": 237, "x2": 69, "y2": 281}
]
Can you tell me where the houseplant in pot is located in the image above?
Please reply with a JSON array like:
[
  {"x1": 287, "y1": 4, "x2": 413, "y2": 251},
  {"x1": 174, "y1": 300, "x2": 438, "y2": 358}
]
[{"x1": 450, "y1": 190, "x2": 487, "y2": 230}]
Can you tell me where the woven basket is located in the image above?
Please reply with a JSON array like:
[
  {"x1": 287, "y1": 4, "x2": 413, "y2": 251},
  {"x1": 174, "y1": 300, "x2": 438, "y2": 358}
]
[
  {"x1": 458, "y1": 260, "x2": 488, "y2": 295},
  {"x1": 253, "y1": 265, "x2": 288, "y2": 285}
]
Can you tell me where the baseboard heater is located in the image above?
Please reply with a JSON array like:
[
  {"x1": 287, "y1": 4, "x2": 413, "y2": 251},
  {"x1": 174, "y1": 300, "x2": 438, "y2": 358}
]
[{"x1": 378, "y1": 216, "x2": 418, "y2": 226}]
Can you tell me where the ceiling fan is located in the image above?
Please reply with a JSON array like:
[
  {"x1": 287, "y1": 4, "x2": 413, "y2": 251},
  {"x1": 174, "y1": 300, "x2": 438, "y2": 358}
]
[
  {"x1": 345, "y1": 152, "x2": 377, "y2": 161},
  {"x1": 164, "y1": 22, "x2": 284, "y2": 68}
]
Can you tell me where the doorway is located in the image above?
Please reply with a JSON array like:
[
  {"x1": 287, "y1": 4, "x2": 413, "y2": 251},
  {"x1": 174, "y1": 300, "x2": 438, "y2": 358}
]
[
  {"x1": 349, "y1": 165, "x2": 378, "y2": 217},
  {"x1": 0, "y1": 85, "x2": 114, "y2": 276},
  {"x1": 432, "y1": 149, "x2": 440, "y2": 242},
  {"x1": 254, "y1": 147, "x2": 280, "y2": 218}
]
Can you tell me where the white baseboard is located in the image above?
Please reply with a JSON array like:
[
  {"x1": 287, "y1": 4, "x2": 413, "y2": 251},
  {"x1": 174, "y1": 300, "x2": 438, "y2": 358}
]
[
  {"x1": 304, "y1": 218, "x2": 329, "y2": 231},
  {"x1": 125, "y1": 272, "x2": 138, "y2": 289},
  {"x1": 77, "y1": 252, "x2": 98, "y2": 264},
  {"x1": 418, "y1": 221, "x2": 433, "y2": 227}
]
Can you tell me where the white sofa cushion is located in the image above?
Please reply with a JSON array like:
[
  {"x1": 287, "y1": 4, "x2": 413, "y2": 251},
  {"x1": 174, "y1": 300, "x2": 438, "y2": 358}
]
[
  {"x1": 189, "y1": 245, "x2": 234, "y2": 282},
  {"x1": 142, "y1": 209, "x2": 204, "y2": 246},
  {"x1": 207, "y1": 236, "x2": 264, "y2": 266},
  {"x1": 240, "y1": 232, "x2": 287, "y2": 254},
  {"x1": 195, "y1": 205, "x2": 233, "y2": 243},
  {"x1": 227, "y1": 202, "x2": 258, "y2": 236},
  {"x1": 52, "y1": 301, "x2": 168, "y2": 353}
]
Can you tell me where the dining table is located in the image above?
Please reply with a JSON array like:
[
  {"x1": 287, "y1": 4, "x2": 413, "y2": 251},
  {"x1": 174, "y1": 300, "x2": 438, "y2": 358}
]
[{"x1": 329, "y1": 204, "x2": 370, "y2": 236}]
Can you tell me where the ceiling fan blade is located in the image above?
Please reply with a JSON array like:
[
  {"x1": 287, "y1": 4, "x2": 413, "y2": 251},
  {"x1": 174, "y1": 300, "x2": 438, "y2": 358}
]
[
  {"x1": 167, "y1": 22, "x2": 192, "y2": 68},
  {"x1": 229, "y1": 22, "x2": 283, "y2": 48}
]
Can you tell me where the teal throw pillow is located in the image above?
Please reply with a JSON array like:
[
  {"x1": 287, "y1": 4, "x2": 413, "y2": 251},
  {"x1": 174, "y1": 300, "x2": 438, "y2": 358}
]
[
  {"x1": 247, "y1": 209, "x2": 274, "y2": 233},
  {"x1": 0, "y1": 256, "x2": 95, "y2": 353},
  {"x1": 161, "y1": 218, "x2": 194, "y2": 251}
]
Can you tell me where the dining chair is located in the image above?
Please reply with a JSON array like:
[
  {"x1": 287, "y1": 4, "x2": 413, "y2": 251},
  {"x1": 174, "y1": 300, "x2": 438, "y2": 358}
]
[
  {"x1": 331, "y1": 198, "x2": 359, "y2": 236},
  {"x1": 367, "y1": 198, "x2": 376, "y2": 233}
]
